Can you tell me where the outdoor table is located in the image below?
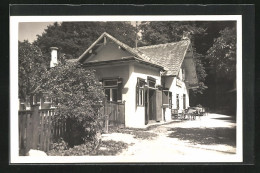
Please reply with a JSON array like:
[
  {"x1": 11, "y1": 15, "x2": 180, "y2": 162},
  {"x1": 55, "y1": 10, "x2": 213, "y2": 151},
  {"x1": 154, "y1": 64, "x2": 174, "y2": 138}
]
[{"x1": 182, "y1": 108, "x2": 197, "y2": 120}]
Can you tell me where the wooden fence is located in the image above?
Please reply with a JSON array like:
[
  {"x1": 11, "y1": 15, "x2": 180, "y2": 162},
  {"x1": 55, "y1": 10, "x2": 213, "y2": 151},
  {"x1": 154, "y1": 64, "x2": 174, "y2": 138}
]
[
  {"x1": 19, "y1": 105, "x2": 65, "y2": 155},
  {"x1": 18, "y1": 101, "x2": 125, "y2": 155},
  {"x1": 99, "y1": 101, "x2": 125, "y2": 133}
]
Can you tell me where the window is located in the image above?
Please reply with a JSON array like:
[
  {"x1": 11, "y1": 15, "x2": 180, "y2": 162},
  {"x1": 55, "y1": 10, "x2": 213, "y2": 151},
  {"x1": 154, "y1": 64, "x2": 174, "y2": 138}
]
[
  {"x1": 104, "y1": 88, "x2": 118, "y2": 102},
  {"x1": 176, "y1": 94, "x2": 179, "y2": 109},
  {"x1": 162, "y1": 90, "x2": 169, "y2": 105},
  {"x1": 147, "y1": 76, "x2": 156, "y2": 88},
  {"x1": 162, "y1": 90, "x2": 172, "y2": 109},
  {"x1": 103, "y1": 78, "x2": 122, "y2": 102},
  {"x1": 148, "y1": 80, "x2": 156, "y2": 88},
  {"x1": 104, "y1": 80, "x2": 117, "y2": 87},
  {"x1": 136, "y1": 78, "x2": 145, "y2": 106}
]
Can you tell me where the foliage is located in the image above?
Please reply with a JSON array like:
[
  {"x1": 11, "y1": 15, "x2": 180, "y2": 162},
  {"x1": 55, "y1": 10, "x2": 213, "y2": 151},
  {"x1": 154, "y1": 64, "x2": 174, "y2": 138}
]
[
  {"x1": 139, "y1": 21, "x2": 206, "y2": 46},
  {"x1": 18, "y1": 41, "x2": 47, "y2": 100},
  {"x1": 48, "y1": 139, "x2": 129, "y2": 156},
  {"x1": 95, "y1": 140, "x2": 129, "y2": 156},
  {"x1": 191, "y1": 50, "x2": 208, "y2": 94},
  {"x1": 34, "y1": 22, "x2": 137, "y2": 59},
  {"x1": 206, "y1": 27, "x2": 236, "y2": 80},
  {"x1": 50, "y1": 138, "x2": 68, "y2": 151},
  {"x1": 39, "y1": 60, "x2": 105, "y2": 146},
  {"x1": 117, "y1": 129, "x2": 158, "y2": 140}
]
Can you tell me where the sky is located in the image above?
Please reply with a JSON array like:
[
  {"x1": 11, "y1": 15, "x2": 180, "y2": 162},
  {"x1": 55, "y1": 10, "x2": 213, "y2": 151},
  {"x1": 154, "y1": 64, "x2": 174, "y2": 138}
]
[
  {"x1": 18, "y1": 21, "x2": 139, "y2": 43},
  {"x1": 19, "y1": 22, "x2": 54, "y2": 43}
]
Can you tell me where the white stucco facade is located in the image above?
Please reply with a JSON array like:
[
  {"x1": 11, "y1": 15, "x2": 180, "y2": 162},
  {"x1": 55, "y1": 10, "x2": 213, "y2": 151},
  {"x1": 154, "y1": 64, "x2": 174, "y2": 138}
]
[
  {"x1": 163, "y1": 68, "x2": 190, "y2": 122},
  {"x1": 91, "y1": 62, "x2": 190, "y2": 128},
  {"x1": 125, "y1": 63, "x2": 161, "y2": 128},
  {"x1": 77, "y1": 33, "x2": 197, "y2": 128}
]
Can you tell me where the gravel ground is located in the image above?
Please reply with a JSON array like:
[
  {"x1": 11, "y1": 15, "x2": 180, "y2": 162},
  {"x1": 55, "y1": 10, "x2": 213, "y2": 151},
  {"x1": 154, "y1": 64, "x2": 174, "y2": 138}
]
[{"x1": 101, "y1": 113, "x2": 237, "y2": 162}]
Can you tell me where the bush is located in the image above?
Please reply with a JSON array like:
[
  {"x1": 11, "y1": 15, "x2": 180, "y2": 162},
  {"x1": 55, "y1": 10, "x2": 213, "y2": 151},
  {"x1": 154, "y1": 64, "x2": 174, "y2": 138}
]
[
  {"x1": 47, "y1": 139, "x2": 129, "y2": 156},
  {"x1": 39, "y1": 61, "x2": 105, "y2": 147}
]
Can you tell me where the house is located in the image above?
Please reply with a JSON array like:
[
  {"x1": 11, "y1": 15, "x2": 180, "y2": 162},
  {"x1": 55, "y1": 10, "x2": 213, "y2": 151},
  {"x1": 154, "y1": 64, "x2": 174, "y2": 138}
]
[
  {"x1": 74, "y1": 32, "x2": 198, "y2": 128},
  {"x1": 19, "y1": 32, "x2": 198, "y2": 128}
]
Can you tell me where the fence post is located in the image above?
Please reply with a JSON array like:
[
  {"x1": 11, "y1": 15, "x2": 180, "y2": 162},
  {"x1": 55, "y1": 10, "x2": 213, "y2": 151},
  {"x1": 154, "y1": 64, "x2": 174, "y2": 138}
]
[
  {"x1": 123, "y1": 101, "x2": 126, "y2": 127},
  {"x1": 31, "y1": 104, "x2": 40, "y2": 150},
  {"x1": 104, "y1": 115, "x2": 109, "y2": 134},
  {"x1": 104, "y1": 100, "x2": 108, "y2": 133}
]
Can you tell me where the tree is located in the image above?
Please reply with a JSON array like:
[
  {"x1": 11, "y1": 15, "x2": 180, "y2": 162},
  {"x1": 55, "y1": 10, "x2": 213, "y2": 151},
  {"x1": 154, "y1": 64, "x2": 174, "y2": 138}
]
[
  {"x1": 206, "y1": 27, "x2": 236, "y2": 80},
  {"x1": 34, "y1": 22, "x2": 137, "y2": 59},
  {"x1": 192, "y1": 51, "x2": 208, "y2": 94},
  {"x1": 39, "y1": 60, "x2": 105, "y2": 147},
  {"x1": 139, "y1": 21, "x2": 206, "y2": 46},
  {"x1": 18, "y1": 41, "x2": 47, "y2": 101}
]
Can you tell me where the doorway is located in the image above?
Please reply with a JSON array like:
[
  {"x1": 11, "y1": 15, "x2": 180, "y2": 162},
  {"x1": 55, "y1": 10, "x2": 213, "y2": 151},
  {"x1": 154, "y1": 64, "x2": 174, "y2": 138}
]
[
  {"x1": 145, "y1": 88, "x2": 157, "y2": 124},
  {"x1": 149, "y1": 89, "x2": 156, "y2": 121}
]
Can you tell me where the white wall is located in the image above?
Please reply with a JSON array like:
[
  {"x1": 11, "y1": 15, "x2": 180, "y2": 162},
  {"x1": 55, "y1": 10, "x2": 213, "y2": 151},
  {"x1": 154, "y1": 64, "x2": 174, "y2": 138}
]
[
  {"x1": 92, "y1": 63, "x2": 190, "y2": 127},
  {"x1": 93, "y1": 64, "x2": 129, "y2": 102},
  {"x1": 163, "y1": 70, "x2": 190, "y2": 121},
  {"x1": 91, "y1": 62, "x2": 162, "y2": 128},
  {"x1": 125, "y1": 62, "x2": 161, "y2": 128}
]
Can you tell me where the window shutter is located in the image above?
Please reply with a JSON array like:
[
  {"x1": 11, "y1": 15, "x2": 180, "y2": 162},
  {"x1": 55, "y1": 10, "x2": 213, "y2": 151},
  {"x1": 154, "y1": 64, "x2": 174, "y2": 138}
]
[
  {"x1": 117, "y1": 78, "x2": 123, "y2": 102},
  {"x1": 162, "y1": 90, "x2": 169, "y2": 105},
  {"x1": 136, "y1": 82, "x2": 139, "y2": 106}
]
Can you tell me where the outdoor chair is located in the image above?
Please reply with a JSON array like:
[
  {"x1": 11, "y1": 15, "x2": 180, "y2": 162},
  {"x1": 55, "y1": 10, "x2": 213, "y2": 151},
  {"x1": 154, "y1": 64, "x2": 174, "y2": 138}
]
[
  {"x1": 184, "y1": 107, "x2": 197, "y2": 120},
  {"x1": 171, "y1": 109, "x2": 179, "y2": 119}
]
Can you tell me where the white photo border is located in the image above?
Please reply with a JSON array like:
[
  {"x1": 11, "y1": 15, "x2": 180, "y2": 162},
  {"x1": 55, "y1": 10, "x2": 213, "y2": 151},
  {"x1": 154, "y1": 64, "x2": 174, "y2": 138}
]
[{"x1": 10, "y1": 15, "x2": 242, "y2": 163}]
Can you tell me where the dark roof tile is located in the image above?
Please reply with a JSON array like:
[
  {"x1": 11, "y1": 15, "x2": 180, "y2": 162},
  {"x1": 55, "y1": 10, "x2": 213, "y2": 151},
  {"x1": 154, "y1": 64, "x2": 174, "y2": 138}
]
[{"x1": 136, "y1": 40, "x2": 190, "y2": 76}]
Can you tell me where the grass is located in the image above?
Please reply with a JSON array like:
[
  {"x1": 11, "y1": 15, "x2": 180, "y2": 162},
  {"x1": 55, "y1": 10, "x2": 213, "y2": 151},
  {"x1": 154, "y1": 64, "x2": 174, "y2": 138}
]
[
  {"x1": 93, "y1": 140, "x2": 130, "y2": 156},
  {"x1": 47, "y1": 139, "x2": 129, "y2": 156},
  {"x1": 107, "y1": 126, "x2": 158, "y2": 140}
]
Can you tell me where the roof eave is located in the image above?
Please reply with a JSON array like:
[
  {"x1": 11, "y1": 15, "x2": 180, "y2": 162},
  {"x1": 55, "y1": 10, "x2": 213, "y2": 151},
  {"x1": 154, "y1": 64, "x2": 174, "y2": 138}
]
[{"x1": 81, "y1": 56, "x2": 165, "y2": 70}]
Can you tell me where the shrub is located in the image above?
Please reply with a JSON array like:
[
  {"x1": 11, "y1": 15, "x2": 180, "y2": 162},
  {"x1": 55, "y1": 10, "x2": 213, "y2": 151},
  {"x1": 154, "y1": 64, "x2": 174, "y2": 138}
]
[
  {"x1": 47, "y1": 139, "x2": 129, "y2": 156},
  {"x1": 39, "y1": 61, "x2": 105, "y2": 147}
]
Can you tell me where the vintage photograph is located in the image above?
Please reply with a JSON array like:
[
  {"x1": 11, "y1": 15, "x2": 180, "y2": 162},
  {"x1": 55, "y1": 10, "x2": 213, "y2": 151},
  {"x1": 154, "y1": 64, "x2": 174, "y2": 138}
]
[{"x1": 10, "y1": 15, "x2": 242, "y2": 163}]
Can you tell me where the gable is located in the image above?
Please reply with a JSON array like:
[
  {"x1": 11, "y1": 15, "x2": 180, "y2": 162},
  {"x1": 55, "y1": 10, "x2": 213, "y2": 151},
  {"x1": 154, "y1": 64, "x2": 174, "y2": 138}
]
[
  {"x1": 77, "y1": 32, "x2": 165, "y2": 70},
  {"x1": 83, "y1": 41, "x2": 133, "y2": 63}
]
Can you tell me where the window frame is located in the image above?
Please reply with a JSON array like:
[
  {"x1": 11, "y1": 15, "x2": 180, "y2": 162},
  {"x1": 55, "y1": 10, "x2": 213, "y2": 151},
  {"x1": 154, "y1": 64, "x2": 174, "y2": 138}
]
[
  {"x1": 103, "y1": 79, "x2": 118, "y2": 88},
  {"x1": 136, "y1": 78, "x2": 146, "y2": 107},
  {"x1": 162, "y1": 90, "x2": 173, "y2": 109},
  {"x1": 103, "y1": 78, "x2": 122, "y2": 102},
  {"x1": 147, "y1": 76, "x2": 156, "y2": 89}
]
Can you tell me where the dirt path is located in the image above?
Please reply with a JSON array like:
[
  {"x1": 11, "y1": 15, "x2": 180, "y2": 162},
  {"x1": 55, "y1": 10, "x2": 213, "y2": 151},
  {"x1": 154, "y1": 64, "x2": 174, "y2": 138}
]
[{"x1": 101, "y1": 113, "x2": 237, "y2": 161}]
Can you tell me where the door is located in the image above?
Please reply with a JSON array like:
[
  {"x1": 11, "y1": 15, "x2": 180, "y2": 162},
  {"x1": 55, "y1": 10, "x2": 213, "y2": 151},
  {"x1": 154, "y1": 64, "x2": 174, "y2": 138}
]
[
  {"x1": 149, "y1": 89, "x2": 155, "y2": 120},
  {"x1": 155, "y1": 90, "x2": 162, "y2": 121},
  {"x1": 183, "y1": 94, "x2": 186, "y2": 109},
  {"x1": 144, "y1": 86, "x2": 148, "y2": 125}
]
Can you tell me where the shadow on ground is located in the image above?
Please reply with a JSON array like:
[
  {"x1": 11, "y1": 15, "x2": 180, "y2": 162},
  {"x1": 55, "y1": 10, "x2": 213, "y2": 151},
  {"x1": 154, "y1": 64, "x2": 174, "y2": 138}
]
[
  {"x1": 168, "y1": 127, "x2": 236, "y2": 147},
  {"x1": 212, "y1": 116, "x2": 236, "y2": 122}
]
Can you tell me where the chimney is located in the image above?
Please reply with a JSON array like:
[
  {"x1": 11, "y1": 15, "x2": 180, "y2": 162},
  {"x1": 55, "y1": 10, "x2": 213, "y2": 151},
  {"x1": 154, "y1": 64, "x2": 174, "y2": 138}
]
[
  {"x1": 50, "y1": 47, "x2": 58, "y2": 68},
  {"x1": 182, "y1": 31, "x2": 191, "y2": 40}
]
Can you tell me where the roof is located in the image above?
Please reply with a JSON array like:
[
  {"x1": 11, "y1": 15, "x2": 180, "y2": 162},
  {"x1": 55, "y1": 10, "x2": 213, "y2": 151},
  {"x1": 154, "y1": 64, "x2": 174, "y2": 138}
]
[
  {"x1": 135, "y1": 39, "x2": 190, "y2": 76},
  {"x1": 76, "y1": 32, "x2": 192, "y2": 76},
  {"x1": 77, "y1": 32, "x2": 164, "y2": 70}
]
